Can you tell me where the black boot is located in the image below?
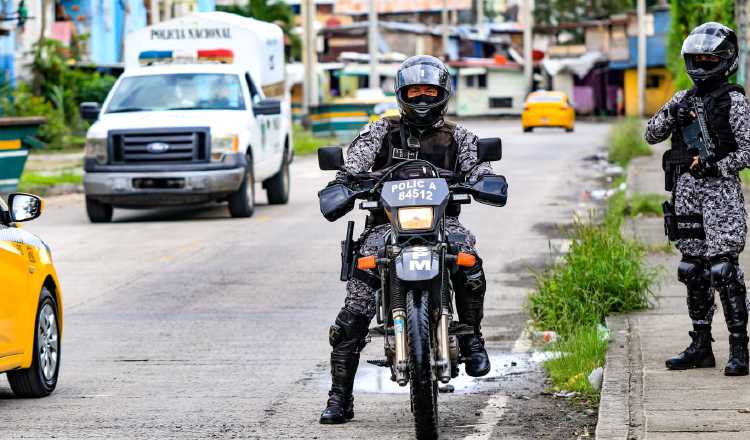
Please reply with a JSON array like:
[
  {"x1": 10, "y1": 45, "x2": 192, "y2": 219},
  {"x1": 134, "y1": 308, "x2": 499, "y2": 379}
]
[
  {"x1": 320, "y1": 352, "x2": 359, "y2": 424},
  {"x1": 725, "y1": 333, "x2": 749, "y2": 376},
  {"x1": 665, "y1": 328, "x2": 716, "y2": 370},
  {"x1": 320, "y1": 308, "x2": 370, "y2": 424},
  {"x1": 459, "y1": 334, "x2": 491, "y2": 377},
  {"x1": 711, "y1": 256, "x2": 750, "y2": 376},
  {"x1": 453, "y1": 257, "x2": 491, "y2": 377}
]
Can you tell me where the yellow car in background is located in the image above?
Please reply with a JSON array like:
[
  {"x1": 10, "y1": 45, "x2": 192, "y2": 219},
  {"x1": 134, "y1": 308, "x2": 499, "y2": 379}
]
[
  {"x1": 0, "y1": 193, "x2": 62, "y2": 397},
  {"x1": 521, "y1": 91, "x2": 576, "y2": 133}
]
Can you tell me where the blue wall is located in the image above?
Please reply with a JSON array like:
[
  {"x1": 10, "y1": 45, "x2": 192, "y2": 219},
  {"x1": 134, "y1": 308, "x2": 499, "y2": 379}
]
[
  {"x1": 610, "y1": 9, "x2": 670, "y2": 70},
  {"x1": 0, "y1": 0, "x2": 15, "y2": 85},
  {"x1": 64, "y1": 0, "x2": 216, "y2": 65}
]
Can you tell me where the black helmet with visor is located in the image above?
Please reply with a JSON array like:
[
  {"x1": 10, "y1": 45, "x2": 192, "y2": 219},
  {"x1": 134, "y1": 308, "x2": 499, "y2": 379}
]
[
  {"x1": 682, "y1": 22, "x2": 739, "y2": 86},
  {"x1": 395, "y1": 55, "x2": 452, "y2": 128}
]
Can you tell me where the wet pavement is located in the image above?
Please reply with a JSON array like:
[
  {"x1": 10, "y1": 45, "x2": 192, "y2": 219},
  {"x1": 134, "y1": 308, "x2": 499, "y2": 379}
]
[{"x1": 1, "y1": 120, "x2": 609, "y2": 439}]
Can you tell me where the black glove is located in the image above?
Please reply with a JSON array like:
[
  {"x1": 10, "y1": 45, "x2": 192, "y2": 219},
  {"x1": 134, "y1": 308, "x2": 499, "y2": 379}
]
[
  {"x1": 668, "y1": 100, "x2": 694, "y2": 127},
  {"x1": 690, "y1": 159, "x2": 720, "y2": 179}
]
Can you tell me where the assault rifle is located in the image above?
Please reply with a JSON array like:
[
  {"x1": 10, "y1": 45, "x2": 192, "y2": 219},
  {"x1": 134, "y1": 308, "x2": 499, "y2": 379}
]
[{"x1": 682, "y1": 96, "x2": 716, "y2": 165}]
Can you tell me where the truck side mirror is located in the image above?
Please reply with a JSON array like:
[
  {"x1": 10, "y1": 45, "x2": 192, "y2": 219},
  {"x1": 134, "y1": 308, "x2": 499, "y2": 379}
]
[
  {"x1": 318, "y1": 146, "x2": 345, "y2": 171},
  {"x1": 477, "y1": 137, "x2": 502, "y2": 163},
  {"x1": 80, "y1": 102, "x2": 101, "y2": 123},
  {"x1": 253, "y1": 99, "x2": 282, "y2": 115}
]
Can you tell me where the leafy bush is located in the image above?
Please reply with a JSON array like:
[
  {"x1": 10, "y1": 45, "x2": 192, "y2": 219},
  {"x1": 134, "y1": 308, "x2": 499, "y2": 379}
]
[
  {"x1": 608, "y1": 118, "x2": 652, "y2": 166},
  {"x1": 1, "y1": 38, "x2": 116, "y2": 149},
  {"x1": 0, "y1": 83, "x2": 67, "y2": 149}
]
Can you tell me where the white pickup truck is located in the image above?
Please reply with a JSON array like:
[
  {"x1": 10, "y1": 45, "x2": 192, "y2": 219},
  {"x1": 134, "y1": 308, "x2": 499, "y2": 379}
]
[{"x1": 80, "y1": 12, "x2": 292, "y2": 222}]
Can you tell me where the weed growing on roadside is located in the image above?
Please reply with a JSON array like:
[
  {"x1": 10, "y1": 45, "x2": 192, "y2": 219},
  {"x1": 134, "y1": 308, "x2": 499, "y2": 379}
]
[
  {"x1": 608, "y1": 118, "x2": 652, "y2": 166},
  {"x1": 528, "y1": 218, "x2": 655, "y2": 337},
  {"x1": 544, "y1": 324, "x2": 608, "y2": 401},
  {"x1": 293, "y1": 124, "x2": 340, "y2": 155}
]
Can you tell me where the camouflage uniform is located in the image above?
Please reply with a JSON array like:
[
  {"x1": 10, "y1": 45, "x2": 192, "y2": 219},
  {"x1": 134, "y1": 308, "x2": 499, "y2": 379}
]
[
  {"x1": 337, "y1": 118, "x2": 492, "y2": 319},
  {"x1": 646, "y1": 89, "x2": 750, "y2": 328}
]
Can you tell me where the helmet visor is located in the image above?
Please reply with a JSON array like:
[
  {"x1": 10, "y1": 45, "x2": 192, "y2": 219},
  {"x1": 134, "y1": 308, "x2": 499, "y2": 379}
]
[
  {"x1": 682, "y1": 33, "x2": 733, "y2": 58},
  {"x1": 396, "y1": 64, "x2": 451, "y2": 94}
]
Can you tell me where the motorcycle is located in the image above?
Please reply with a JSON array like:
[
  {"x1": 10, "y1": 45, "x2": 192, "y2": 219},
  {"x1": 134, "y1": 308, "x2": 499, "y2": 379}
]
[{"x1": 317, "y1": 138, "x2": 508, "y2": 439}]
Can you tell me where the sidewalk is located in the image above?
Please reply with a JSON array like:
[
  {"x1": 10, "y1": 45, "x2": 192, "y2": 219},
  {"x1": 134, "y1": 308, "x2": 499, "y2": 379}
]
[{"x1": 597, "y1": 144, "x2": 750, "y2": 439}]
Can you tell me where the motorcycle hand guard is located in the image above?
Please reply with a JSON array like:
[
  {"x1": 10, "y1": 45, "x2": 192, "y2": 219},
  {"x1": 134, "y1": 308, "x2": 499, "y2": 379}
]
[
  {"x1": 318, "y1": 183, "x2": 356, "y2": 222},
  {"x1": 470, "y1": 175, "x2": 508, "y2": 207}
]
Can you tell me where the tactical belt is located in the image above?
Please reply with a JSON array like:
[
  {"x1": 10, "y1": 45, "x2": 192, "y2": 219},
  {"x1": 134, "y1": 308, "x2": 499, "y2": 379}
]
[{"x1": 663, "y1": 201, "x2": 706, "y2": 241}]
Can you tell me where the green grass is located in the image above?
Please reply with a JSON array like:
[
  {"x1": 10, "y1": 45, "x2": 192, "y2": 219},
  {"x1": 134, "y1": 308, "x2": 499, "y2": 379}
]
[
  {"x1": 530, "y1": 182, "x2": 657, "y2": 401},
  {"x1": 608, "y1": 118, "x2": 653, "y2": 166},
  {"x1": 544, "y1": 324, "x2": 609, "y2": 401},
  {"x1": 293, "y1": 124, "x2": 340, "y2": 155},
  {"x1": 18, "y1": 171, "x2": 82, "y2": 194},
  {"x1": 740, "y1": 169, "x2": 750, "y2": 186},
  {"x1": 528, "y1": 219, "x2": 655, "y2": 337}
]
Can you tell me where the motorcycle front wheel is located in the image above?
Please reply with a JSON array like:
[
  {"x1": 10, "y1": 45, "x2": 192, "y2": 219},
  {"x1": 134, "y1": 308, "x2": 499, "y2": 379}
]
[{"x1": 407, "y1": 290, "x2": 439, "y2": 439}]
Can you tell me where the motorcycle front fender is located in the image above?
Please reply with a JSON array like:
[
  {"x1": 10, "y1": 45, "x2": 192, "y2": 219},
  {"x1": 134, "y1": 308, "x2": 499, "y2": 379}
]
[{"x1": 394, "y1": 246, "x2": 441, "y2": 282}]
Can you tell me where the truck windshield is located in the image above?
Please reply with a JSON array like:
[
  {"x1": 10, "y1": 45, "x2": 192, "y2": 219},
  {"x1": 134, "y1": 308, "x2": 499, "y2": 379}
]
[{"x1": 106, "y1": 73, "x2": 246, "y2": 113}]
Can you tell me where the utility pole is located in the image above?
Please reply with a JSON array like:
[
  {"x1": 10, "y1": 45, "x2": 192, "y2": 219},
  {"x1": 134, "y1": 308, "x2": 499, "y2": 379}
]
[
  {"x1": 442, "y1": 0, "x2": 450, "y2": 60},
  {"x1": 637, "y1": 0, "x2": 646, "y2": 116},
  {"x1": 476, "y1": 0, "x2": 484, "y2": 26},
  {"x1": 737, "y1": 0, "x2": 748, "y2": 90},
  {"x1": 302, "y1": 0, "x2": 318, "y2": 126},
  {"x1": 368, "y1": 0, "x2": 379, "y2": 90},
  {"x1": 522, "y1": 0, "x2": 534, "y2": 94},
  {"x1": 150, "y1": 0, "x2": 160, "y2": 24}
]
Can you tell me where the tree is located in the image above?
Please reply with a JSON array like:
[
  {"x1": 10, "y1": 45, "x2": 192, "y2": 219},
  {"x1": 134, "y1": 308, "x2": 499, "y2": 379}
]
[
  {"x1": 535, "y1": 0, "x2": 633, "y2": 43},
  {"x1": 667, "y1": 0, "x2": 735, "y2": 90},
  {"x1": 217, "y1": 0, "x2": 301, "y2": 61}
]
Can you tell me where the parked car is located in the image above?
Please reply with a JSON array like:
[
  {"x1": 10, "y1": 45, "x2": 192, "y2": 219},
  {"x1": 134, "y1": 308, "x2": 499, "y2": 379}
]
[
  {"x1": 0, "y1": 193, "x2": 62, "y2": 397},
  {"x1": 521, "y1": 91, "x2": 575, "y2": 133}
]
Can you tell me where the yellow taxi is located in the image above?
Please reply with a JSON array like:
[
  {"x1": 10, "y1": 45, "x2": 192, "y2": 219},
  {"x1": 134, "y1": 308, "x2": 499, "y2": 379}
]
[
  {"x1": 521, "y1": 91, "x2": 576, "y2": 133},
  {"x1": 0, "y1": 193, "x2": 62, "y2": 397}
]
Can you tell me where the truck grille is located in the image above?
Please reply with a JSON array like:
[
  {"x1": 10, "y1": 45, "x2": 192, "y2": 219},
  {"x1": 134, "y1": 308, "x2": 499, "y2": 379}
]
[{"x1": 109, "y1": 128, "x2": 210, "y2": 164}]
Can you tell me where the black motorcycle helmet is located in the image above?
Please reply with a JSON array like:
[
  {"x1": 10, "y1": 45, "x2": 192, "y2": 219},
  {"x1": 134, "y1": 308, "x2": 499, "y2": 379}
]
[
  {"x1": 395, "y1": 55, "x2": 452, "y2": 128},
  {"x1": 682, "y1": 22, "x2": 739, "y2": 87}
]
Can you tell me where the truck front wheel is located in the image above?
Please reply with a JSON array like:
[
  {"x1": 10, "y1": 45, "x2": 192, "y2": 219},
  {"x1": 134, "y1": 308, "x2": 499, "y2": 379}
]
[
  {"x1": 264, "y1": 150, "x2": 290, "y2": 205},
  {"x1": 86, "y1": 197, "x2": 113, "y2": 223},
  {"x1": 228, "y1": 153, "x2": 255, "y2": 218}
]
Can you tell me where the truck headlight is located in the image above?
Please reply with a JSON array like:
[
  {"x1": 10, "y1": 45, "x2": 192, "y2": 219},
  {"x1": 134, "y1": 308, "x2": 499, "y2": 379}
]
[
  {"x1": 397, "y1": 207, "x2": 434, "y2": 230},
  {"x1": 84, "y1": 138, "x2": 107, "y2": 165},
  {"x1": 211, "y1": 134, "x2": 239, "y2": 162}
]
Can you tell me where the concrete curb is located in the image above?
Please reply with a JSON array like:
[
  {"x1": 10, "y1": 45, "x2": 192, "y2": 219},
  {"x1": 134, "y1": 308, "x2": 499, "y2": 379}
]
[{"x1": 596, "y1": 314, "x2": 645, "y2": 440}]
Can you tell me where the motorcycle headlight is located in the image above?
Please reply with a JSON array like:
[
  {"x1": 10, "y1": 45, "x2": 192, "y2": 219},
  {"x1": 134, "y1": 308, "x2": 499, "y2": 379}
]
[
  {"x1": 84, "y1": 138, "x2": 107, "y2": 165},
  {"x1": 397, "y1": 207, "x2": 434, "y2": 230},
  {"x1": 211, "y1": 134, "x2": 239, "y2": 162}
]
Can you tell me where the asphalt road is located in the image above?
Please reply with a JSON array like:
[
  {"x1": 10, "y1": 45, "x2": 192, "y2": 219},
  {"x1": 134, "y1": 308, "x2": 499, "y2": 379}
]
[{"x1": 1, "y1": 120, "x2": 610, "y2": 439}]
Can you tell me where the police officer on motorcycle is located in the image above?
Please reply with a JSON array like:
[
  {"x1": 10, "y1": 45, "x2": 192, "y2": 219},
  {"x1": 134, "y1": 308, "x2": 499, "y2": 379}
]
[
  {"x1": 645, "y1": 22, "x2": 750, "y2": 376},
  {"x1": 319, "y1": 55, "x2": 495, "y2": 424}
]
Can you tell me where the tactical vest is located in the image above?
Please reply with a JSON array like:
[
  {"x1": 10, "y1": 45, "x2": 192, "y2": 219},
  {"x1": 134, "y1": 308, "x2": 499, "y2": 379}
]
[
  {"x1": 671, "y1": 83, "x2": 745, "y2": 162},
  {"x1": 372, "y1": 116, "x2": 460, "y2": 173}
]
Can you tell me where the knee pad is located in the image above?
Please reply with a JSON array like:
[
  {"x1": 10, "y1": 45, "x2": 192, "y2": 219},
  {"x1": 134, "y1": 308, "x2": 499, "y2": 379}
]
[
  {"x1": 678, "y1": 257, "x2": 709, "y2": 289},
  {"x1": 710, "y1": 255, "x2": 741, "y2": 288},
  {"x1": 329, "y1": 308, "x2": 371, "y2": 350}
]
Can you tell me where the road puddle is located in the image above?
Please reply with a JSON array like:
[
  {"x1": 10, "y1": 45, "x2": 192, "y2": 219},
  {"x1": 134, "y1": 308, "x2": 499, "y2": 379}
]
[{"x1": 347, "y1": 351, "x2": 545, "y2": 394}]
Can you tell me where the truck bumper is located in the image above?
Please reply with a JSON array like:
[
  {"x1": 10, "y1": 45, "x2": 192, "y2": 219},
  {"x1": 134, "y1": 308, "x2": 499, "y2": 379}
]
[{"x1": 84, "y1": 168, "x2": 245, "y2": 207}]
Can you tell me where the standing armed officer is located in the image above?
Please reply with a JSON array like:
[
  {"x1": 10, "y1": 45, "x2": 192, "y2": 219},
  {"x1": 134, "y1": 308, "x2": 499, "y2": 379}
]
[
  {"x1": 646, "y1": 22, "x2": 750, "y2": 376},
  {"x1": 319, "y1": 55, "x2": 494, "y2": 424}
]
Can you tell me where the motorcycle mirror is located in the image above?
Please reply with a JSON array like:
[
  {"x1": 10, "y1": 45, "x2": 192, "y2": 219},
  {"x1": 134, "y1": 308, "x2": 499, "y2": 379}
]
[
  {"x1": 318, "y1": 146, "x2": 345, "y2": 171},
  {"x1": 471, "y1": 175, "x2": 508, "y2": 207},
  {"x1": 477, "y1": 138, "x2": 502, "y2": 163}
]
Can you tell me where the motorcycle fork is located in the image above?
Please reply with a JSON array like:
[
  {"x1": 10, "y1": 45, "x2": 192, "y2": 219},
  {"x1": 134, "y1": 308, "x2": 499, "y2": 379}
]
[
  {"x1": 435, "y1": 244, "x2": 452, "y2": 383},
  {"x1": 389, "y1": 268, "x2": 409, "y2": 386}
]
